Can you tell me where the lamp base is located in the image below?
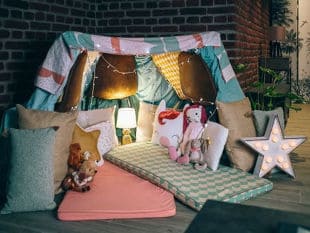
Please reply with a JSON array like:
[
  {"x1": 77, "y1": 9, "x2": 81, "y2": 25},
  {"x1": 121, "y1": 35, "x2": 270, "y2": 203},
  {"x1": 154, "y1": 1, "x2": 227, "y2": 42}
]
[{"x1": 122, "y1": 128, "x2": 132, "y2": 145}]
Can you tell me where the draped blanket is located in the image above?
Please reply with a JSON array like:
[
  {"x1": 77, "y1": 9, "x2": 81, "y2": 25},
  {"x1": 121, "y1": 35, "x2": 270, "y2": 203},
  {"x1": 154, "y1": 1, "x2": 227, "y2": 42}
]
[{"x1": 35, "y1": 31, "x2": 236, "y2": 97}]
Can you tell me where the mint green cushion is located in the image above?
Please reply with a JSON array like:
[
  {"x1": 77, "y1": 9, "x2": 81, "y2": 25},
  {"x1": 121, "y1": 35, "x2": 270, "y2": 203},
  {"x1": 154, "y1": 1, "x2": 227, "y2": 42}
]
[
  {"x1": 252, "y1": 107, "x2": 285, "y2": 136},
  {"x1": 0, "y1": 128, "x2": 57, "y2": 214}
]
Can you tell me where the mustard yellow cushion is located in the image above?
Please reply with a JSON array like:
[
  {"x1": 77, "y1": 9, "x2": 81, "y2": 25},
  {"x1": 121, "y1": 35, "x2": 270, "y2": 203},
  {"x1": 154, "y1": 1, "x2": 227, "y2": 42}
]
[
  {"x1": 216, "y1": 98, "x2": 256, "y2": 171},
  {"x1": 72, "y1": 124, "x2": 101, "y2": 163}
]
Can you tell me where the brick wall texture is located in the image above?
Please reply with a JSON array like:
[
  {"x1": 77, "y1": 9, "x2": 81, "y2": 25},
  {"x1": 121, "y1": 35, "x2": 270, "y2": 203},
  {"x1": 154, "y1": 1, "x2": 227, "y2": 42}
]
[{"x1": 0, "y1": 0, "x2": 269, "y2": 113}]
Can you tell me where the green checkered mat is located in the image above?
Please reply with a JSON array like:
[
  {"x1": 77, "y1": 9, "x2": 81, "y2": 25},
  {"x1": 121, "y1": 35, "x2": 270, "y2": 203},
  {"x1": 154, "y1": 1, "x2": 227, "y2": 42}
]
[{"x1": 105, "y1": 142, "x2": 273, "y2": 211}]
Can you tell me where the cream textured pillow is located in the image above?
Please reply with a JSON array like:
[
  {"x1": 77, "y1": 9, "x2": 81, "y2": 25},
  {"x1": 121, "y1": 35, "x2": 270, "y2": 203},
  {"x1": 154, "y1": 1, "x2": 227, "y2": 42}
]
[
  {"x1": 16, "y1": 104, "x2": 78, "y2": 193},
  {"x1": 136, "y1": 101, "x2": 157, "y2": 142},
  {"x1": 216, "y1": 98, "x2": 256, "y2": 172},
  {"x1": 76, "y1": 106, "x2": 118, "y2": 145},
  {"x1": 76, "y1": 107, "x2": 115, "y2": 128},
  {"x1": 84, "y1": 121, "x2": 117, "y2": 163}
]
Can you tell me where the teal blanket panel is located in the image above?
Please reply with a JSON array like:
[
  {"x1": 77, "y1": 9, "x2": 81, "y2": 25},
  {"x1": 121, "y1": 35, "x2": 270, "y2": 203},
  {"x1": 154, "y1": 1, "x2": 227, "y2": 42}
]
[
  {"x1": 199, "y1": 46, "x2": 245, "y2": 102},
  {"x1": 144, "y1": 36, "x2": 180, "y2": 54},
  {"x1": 135, "y1": 55, "x2": 183, "y2": 108},
  {"x1": 62, "y1": 31, "x2": 95, "y2": 51}
]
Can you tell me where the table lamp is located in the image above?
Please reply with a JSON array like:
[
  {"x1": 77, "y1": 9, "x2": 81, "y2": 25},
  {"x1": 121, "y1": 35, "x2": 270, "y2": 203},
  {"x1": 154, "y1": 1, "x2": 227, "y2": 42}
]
[{"x1": 116, "y1": 107, "x2": 137, "y2": 145}]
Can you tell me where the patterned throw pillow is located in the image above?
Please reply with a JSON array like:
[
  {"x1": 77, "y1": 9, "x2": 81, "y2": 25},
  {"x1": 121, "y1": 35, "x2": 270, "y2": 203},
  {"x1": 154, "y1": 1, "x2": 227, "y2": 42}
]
[
  {"x1": 1, "y1": 128, "x2": 57, "y2": 214},
  {"x1": 216, "y1": 97, "x2": 257, "y2": 172},
  {"x1": 77, "y1": 106, "x2": 115, "y2": 127},
  {"x1": 76, "y1": 106, "x2": 118, "y2": 146},
  {"x1": 84, "y1": 121, "x2": 117, "y2": 163},
  {"x1": 201, "y1": 121, "x2": 229, "y2": 171},
  {"x1": 151, "y1": 100, "x2": 184, "y2": 148},
  {"x1": 16, "y1": 104, "x2": 78, "y2": 194}
]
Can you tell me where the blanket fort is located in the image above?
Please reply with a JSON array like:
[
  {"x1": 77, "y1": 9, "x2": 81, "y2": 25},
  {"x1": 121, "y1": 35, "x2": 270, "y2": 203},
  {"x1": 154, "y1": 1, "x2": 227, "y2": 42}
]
[{"x1": 35, "y1": 31, "x2": 236, "y2": 97}]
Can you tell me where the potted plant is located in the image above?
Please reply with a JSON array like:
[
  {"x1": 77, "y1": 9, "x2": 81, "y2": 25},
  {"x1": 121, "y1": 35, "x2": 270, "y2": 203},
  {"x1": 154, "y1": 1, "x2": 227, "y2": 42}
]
[
  {"x1": 270, "y1": 0, "x2": 293, "y2": 27},
  {"x1": 248, "y1": 67, "x2": 304, "y2": 112}
]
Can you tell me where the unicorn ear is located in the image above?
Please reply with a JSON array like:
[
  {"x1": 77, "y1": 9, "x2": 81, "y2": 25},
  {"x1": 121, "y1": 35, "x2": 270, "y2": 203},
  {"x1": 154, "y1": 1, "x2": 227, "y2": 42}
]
[
  {"x1": 155, "y1": 100, "x2": 166, "y2": 116},
  {"x1": 182, "y1": 103, "x2": 190, "y2": 112}
]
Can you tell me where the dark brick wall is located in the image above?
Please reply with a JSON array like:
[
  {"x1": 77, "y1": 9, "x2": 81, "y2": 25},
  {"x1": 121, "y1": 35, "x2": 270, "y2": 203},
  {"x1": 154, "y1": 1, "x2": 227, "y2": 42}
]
[
  {"x1": 0, "y1": 0, "x2": 97, "y2": 114},
  {"x1": 232, "y1": 0, "x2": 270, "y2": 88},
  {"x1": 0, "y1": 0, "x2": 269, "y2": 114}
]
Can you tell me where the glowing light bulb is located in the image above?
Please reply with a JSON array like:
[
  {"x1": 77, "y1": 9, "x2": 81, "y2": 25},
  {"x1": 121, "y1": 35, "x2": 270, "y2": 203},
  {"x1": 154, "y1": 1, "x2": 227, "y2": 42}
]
[
  {"x1": 281, "y1": 144, "x2": 289, "y2": 150},
  {"x1": 254, "y1": 142, "x2": 261, "y2": 149},
  {"x1": 265, "y1": 156, "x2": 272, "y2": 163},
  {"x1": 277, "y1": 156, "x2": 284, "y2": 163},
  {"x1": 272, "y1": 136, "x2": 279, "y2": 143},
  {"x1": 289, "y1": 141, "x2": 297, "y2": 147},
  {"x1": 272, "y1": 127, "x2": 279, "y2": 135},
  {"x1": 262, "y1": 144, "x2": 269, "y2": 151},
  {"x1": 262, "y1": 164, "x2": 269, "y2": 171},
  {"x1": 282, "y1": 162, "x2": 289, "y2": 169}
]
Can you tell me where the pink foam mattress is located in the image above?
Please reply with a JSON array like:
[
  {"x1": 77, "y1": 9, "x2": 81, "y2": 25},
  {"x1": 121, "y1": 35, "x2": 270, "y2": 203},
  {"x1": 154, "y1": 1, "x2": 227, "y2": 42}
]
[{"x1": 57, "y1": 161, "x2": 176, "y2": 221}]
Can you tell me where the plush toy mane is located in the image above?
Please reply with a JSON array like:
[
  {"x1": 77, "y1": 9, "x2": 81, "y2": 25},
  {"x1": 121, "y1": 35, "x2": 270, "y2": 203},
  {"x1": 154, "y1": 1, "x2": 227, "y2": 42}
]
[{"x1": 158, "y1": 110, "x2": 181, "y2": 125}]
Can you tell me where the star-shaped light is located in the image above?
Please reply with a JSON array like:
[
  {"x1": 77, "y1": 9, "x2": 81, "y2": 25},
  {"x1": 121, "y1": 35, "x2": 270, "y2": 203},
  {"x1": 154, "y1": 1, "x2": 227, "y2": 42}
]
[{"x1": 241, "y1": 114, "x2": 306, "y2": 178}]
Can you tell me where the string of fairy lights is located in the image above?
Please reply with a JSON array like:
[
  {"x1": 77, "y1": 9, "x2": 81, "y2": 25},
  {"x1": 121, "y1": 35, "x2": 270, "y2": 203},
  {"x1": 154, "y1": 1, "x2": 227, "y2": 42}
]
[
  {"x1": 71, "y1": 47, "x2": 212, "y2": 106},
  {"x1": 73, "y1": 47, "x2": 198, "y2": 78},
  {"x1": 99, "y1": 54, "x2": 137, "y2": 75}
]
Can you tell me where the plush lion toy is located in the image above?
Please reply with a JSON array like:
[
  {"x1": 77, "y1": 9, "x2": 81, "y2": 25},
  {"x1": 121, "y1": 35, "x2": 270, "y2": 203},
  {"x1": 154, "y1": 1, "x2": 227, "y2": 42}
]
[
  {"x1": 62, "y1": 160, "x2": 98, "y2": 192},
  {"x1": 62, "y1": 143, "x2": 98, "y2": 192},
  {"x1": 67, "y1": 143, "x2": 84, "y2": 174}
]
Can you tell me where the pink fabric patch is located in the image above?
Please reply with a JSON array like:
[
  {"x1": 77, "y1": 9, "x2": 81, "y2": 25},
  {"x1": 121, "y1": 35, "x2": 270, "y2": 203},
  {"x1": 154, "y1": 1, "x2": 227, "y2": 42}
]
[
  {"x1": 38, "y1": 67, "x2": 65, "y2": 85},
  {"x1": 57, "y1": 161, "x2": 176, "y2": 221}
]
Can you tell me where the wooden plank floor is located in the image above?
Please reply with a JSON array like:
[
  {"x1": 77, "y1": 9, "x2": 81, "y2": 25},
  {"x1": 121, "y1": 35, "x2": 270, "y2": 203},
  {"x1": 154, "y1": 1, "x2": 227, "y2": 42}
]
[
  {"x1": 0, "y1": 104, "x2": 309, "y2": 233},
  {"x1": 243, "y1": 104, "x2": 310, "y2": 215}
]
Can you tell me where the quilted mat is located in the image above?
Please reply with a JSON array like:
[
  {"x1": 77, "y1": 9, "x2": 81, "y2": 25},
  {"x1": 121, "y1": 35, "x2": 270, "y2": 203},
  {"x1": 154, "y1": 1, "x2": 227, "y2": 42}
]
[{"x1": 105, "y1": 142, "x2": 273, "y2": 211}]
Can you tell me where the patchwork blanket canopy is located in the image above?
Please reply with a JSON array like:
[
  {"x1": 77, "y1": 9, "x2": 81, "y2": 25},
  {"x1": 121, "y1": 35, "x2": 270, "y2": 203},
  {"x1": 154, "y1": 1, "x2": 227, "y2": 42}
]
[
  {"x1": 1, "y1": 31, "x2": 245, "y2": 135},
  {"x1": 27, "y1": 31, "x2": 244, "y2": 111}
]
